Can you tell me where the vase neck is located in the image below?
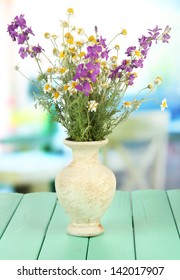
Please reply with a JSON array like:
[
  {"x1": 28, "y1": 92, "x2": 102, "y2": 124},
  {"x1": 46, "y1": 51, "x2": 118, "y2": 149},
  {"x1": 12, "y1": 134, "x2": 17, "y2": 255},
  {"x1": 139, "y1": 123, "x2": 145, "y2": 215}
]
[
  {"x1": 72, "y1": 146, "x2": 99, "y2": 163},
  {"x1": 64, "y1": 140, "x2": 108, "y2": 164}
]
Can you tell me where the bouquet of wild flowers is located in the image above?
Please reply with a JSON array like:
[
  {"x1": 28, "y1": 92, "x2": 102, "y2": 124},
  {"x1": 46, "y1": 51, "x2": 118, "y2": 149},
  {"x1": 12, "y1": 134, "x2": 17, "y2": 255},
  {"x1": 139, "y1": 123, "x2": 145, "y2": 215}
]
[{"x1": 7, "y1": 8, "x2": 171, "y2": 141}]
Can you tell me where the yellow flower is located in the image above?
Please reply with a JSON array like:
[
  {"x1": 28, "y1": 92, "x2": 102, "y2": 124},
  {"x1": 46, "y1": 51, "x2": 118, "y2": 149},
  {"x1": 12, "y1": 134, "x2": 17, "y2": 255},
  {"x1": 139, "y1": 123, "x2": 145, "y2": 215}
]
[
  {"x1": 68, "y1": 81, "x2": 78, "y2": 94},
  {"x1": 59, "y1": 51, "x2": 65, "y2": 58},
  {"x1": 67, "y1": 8, "x2": 74, "y2": 15},
  {"x1": 59, "y1": 67, "x2": 66, "y2": 74},
  {"x1": 78, "y1": 51, "x2": 86, "y2": 58},
  {"x1": 53, "y1": 92, "x2": 60, "y2": 98},
  {"x1": 63, "y1": 85, "x2": 69, "y2": 91},
  {"x1": 71, "y1": 81, "x2": 78, "y2": 88},
  {"x1": 69, "y1": 47, "x2": 76, "y2": 53},
  {"x1": 53, "y1": 91, "x2": 61, "y2": 103},
  {"x1": 77, "y1": 28, "x2": 84, "y2": 35},
  {"x1": 43, "y1": 83, "x2": 52, "y2": 93},
  {"x1": 60, "y1": 20, "x2": 69, "y2": 28},
  {"x1": 134, "y1": 50, "x2": 141, "y2": 57},
  {"x1": 75, "y1": 41, "x2": 83, "y2": 47},
  {"x1": 51, "y1": 34, "x2": 57, "y2": 39},
  {"x1": 53, "y1": 48, "x2": 59, "y2": 56},
  {"x1": 88, "y1": 35, "x2": 96, "y2": 43},
  {"x1": 110, "y1": 56, "x2": 117, "y2": 63},
  {"x1": 47, "y1": 67, "x2": 53, "y2": 73},
  {"x1": 160, "y1": 98, "x2": 168, "y2": 111},
  {"x1": 148, "y1": 83, "x2": 153, "y2": 89},
  {"x1": 115, "y1": 44, "x2": 120, "y2": 50},
  {"x1": 64, "y1": 32, "x2": 72, "y2": 39},
  {"x1": 72, "y1": 54, "x2": 77, "y2": 61},
  {"x1": 44, "y1": 32, "x2": 50, "y2": 39},
  {"x1": 67, "y1": 37, "x2": 74, "y2": 44},
  {"x1": 121, "y1": 29, "x2": 127, "y2": 35},
  {"x1": 123, "y1": 101, "x2": 132, "y2": 108},
  {"x1": 64, "y1": 33, "x2": 74, "y2": 44},
  {"x1": 154, "y1": 76, "x2": 162, "y2": 85}
]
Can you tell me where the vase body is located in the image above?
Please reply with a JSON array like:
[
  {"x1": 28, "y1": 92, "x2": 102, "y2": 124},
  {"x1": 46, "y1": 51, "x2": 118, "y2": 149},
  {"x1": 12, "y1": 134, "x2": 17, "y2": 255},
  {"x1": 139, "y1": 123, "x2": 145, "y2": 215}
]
[{"x1": 55, "y1": 139, "x2": 116, "y2": 237}]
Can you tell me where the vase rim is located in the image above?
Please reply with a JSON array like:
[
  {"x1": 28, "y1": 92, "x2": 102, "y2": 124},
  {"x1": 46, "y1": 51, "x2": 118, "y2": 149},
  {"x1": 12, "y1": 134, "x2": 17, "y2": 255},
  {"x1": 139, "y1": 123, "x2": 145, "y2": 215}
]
[{"x1": 64, "y1": 138, "x2": 108, "y2": 146}]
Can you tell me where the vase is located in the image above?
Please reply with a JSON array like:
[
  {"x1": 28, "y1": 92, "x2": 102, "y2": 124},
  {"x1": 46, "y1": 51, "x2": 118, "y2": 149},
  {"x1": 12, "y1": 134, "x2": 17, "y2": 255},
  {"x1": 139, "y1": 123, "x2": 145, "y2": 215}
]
[{"x1": 55, "y1": 139, "x2": 116, "y2": 237}]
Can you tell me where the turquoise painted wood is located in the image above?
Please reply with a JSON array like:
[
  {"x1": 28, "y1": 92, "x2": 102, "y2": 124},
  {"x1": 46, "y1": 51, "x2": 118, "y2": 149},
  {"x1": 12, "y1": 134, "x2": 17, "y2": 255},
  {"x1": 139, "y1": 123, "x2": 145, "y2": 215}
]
[
  {"x1": 38, "y1": 202, "x2": 89, "y2": 260},
  {"x1": 87, "y1": 192, "x2": 135, "y2": 260},
  {"x1": 132, "y1": 190, "x2": 180, "y2": 260},
  {"x1": 0, "y1": 193, "x2": 23, "y2": 238},
  {"x1": 167, "y1": 190, "x2": 180, "y2": 237},
  {"x1": 0, "y1": 190, "x2": 179, "y2": 260},
  {"x1": 0, "y1": 193, "x2": 57, "y2": 260}
]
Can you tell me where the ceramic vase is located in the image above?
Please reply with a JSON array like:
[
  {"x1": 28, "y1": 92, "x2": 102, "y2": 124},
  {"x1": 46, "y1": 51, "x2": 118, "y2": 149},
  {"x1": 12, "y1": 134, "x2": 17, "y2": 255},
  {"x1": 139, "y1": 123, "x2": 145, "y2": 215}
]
[{"x1": 55, "y1": 139, "x2": 116, "y2": 237}]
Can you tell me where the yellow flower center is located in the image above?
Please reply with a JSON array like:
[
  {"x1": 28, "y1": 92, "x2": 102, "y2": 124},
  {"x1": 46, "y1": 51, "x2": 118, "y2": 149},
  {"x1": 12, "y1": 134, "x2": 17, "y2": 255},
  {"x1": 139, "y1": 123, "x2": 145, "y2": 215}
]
[
  {"x1": 59, "y1": 51, "x2": 65, "y2": 58},
  {"x1": 47, "y1": 67, "x2": 52, "y2": 73},
  {"x1": 78, "y1": 51, "x2": 86, "y2": 58},
  {"x1": 67, "y1": 8, "x2": 74, "y2": 15},
  {"x1": 64, "y1": 32, "x2": 72, "y2": 39},
  {"x1": 134, "y1": 50, "x2": 141, "y2": 57},
  {"x1": 115, "y1": 44, "x2": 120, "y2": 50},
  {"x1": 53, "y1": 48, "x2": 59, "y2": 56},
  {"x1": 76, "y1": 41, "x2": 83, "y2": 47},
  {"x1": 63, "y1": 85, "x2": 69, "y2": 91},
  {"x1": 44, "y1": 32, "x2": 50, "y2": 39},
  {"x1": 148, "y1": 83, "x2": 153, "y2": 89},
  {"x1": 53, "y1": 92, "x2": 60, "y2": 99},
  {"x1": 88, "y1": 35, "x2": 96, "y2": 43},
  {"x1": 124, "y1": 101, "x2": 131, "y2": 106},
  {"x1": 45, "y1": 84, "x2": 50, "y2": 91},
  {"x1": 154, "y1": 76, "x2": 163, "y2": 85},
  {"x1": 121, "y1": 29, "x2": 127, "y2": 35},
  {"x1": 67, "y1": 38, "x2": 74, "y2": 44},
  {"x1": 77, "y1": 28, "x2": 84, "y2": 35},
  {"x1": 60, "y1": 68, "x2": 66, "y2": 74},
  {"x1": 71, "y1": 81, "x2": 78, "y2": 88}
]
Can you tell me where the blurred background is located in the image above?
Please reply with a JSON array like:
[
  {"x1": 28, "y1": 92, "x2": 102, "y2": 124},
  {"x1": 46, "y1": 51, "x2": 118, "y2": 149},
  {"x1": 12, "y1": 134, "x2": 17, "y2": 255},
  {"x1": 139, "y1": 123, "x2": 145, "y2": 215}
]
[{"x1": 0, "y1": 0, "x2": 179, "y2": 193}]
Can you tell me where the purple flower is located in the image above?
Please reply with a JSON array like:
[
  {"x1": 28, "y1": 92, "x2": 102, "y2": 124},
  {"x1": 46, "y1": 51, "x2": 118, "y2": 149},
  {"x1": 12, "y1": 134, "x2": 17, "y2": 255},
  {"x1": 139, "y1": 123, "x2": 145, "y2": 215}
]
[
  {"x1": 87, "y1": 62, "x2": 100, "y2": 82},
  {"x1": 17, "y1": 33, "x2": 27, "y2": 44},
  {"x1": 138, "y1": 35, "x2": 152, "y2": 50},
  {"x1": 73, "y1": 64, "x2": 87, "y2": 80},
  {"x1": 148, "y1": 25, "x2": 162, "y2": 42},
  {"x1": 73, "y1": 61, "x2": 100, "y2": 85},
  {"x1": 14, "y1": 14, "x2": 27, "y2": 29},
  {"x1": 82, "y1": 81, "x2": 92, "y2": 96},
  {"x1": 127, "y1": 73, "x2": 136, "y2": 86},
  {"x1": 125, "y1": 46, "x2": 136, "y2": 56},
  {"x1": 18, "y1": 44, "x2": 43, "y2": 59},
  {"x1": 19, "y1": 47, "x2": 28, "y2": 59},
  {"x1": 7, "y1": 15, "x2": 27, "y2": 40},
  {"x1": 162, "y1": 33, "x2": 170, "y2": 43},
  {"x1": 31, "y1": 45, "x2": 44, "y2": 57},
  {"x1": 161, "y1": 26, "x2": 171, "y2": 43},
  {"x1": 7, "y1": 14, "x2": 43, "y2": 59},
  {"x1": 99, "y1": 36, "x2": 107, "y2": 48},
  {"x1": 86, "y1": 45, "x2": 102, "y2": 60},
  {"x1": 75, "y1": 81, "x2": 92, "y2": 96},
  {"x1": 132, "y1": 59, "x2": 144, "y2": 68}
]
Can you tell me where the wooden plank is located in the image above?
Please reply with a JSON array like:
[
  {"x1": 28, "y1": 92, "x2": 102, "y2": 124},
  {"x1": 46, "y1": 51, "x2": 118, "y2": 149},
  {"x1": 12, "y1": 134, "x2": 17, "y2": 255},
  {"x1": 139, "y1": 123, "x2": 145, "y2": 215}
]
[
  {"x1": 87, "y1": 191, "x2": 135, "y2": 260},
  {"x1": 0, "y1": 192, "x2": 56, "y2": 260},
  {"x1": 38, "y1": 202, "x2": 88, "y2": 260},
  {"x1": 0, "y1": 193, "x2": 23, "y2": 238},
  {"x1": 167, "y1": 189, "x2": 180, "y2": 237},
  {"x1": 132, "y1": 190, "x2": 180, "y2": 260}
]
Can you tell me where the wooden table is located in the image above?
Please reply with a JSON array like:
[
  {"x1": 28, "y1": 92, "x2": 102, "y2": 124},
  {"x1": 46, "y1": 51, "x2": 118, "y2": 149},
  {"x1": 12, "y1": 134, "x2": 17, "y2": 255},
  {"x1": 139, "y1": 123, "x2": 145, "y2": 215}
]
[{"x1": 0, "y1": 190, "x2": 179, "y2": 260}]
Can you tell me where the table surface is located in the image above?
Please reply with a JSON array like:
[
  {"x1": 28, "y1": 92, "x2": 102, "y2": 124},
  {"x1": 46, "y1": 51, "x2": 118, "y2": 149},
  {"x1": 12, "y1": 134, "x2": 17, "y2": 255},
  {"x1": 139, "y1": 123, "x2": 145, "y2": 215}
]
[{"x1": 0, "y1": 190, "x2": 179, "y2": 260}]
